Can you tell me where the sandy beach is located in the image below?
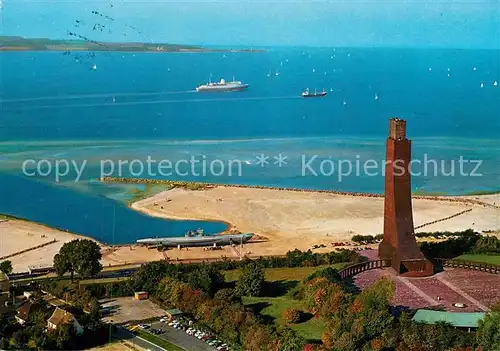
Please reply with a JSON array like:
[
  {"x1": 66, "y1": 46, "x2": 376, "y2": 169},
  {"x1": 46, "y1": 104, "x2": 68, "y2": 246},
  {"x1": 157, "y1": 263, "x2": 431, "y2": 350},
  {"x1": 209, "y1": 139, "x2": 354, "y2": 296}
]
[
  {"x1": 131, "y1": 187, "x2": 500, "y2": 256},
  {"x1": 0, "y1": 219, "x2": 101, "y2": 272},
  {"x1": 2, "y1": 187, "x2": 499, "y2": 272}
]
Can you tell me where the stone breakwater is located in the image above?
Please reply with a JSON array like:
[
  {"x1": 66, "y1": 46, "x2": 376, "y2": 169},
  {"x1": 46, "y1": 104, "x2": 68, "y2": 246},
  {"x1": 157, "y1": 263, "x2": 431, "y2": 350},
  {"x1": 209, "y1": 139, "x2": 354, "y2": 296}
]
[
  {"x1": 414, "y1": 208, "x2": 473, "y2": 230},
  {"x1": 99, "y1": 177, "x2": 499, "y2": 209}
]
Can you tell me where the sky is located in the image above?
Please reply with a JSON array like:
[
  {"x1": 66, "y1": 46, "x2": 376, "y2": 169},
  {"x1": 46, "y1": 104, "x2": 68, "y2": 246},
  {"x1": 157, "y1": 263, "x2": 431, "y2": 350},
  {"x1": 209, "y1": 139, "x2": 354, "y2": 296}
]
[{"x1": 1, "y1": 0, "x2": 499, "y2": 49}]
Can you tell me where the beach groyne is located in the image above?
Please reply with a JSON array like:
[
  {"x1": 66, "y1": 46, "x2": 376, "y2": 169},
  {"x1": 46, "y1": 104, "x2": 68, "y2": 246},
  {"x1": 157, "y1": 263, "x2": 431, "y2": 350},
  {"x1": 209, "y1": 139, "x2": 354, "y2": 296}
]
[
  {"x1": 0, "y1": 239, "x2": 58, "y2": 261},
  {"x1": 415, "y1": 208, "x2": 473, "y2": 230},
  {"x1": 100, "y1": 177, "x2": 500, "y2": 210}
]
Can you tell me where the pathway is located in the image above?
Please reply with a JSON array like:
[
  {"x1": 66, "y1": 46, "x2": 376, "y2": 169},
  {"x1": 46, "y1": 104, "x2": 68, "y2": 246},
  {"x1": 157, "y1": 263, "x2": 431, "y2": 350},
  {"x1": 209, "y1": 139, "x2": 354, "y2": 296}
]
[{"x1": 436, "y1": 275, "x2": 491, "y2": 312}]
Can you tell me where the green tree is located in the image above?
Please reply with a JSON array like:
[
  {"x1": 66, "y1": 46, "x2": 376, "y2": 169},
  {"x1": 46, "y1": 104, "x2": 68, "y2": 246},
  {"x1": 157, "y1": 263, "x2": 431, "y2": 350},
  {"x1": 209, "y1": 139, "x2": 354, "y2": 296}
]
[
  {"x1": 214, "y1": 288, "x2": 239, "y2": 302},
  {"x1": 28, "y1": 309, "x2": 49, "y2": 327},
  {"x1": 304, "y1": 267, "x2": 340, "y2": 284},
  {"x1": 236, "y1": 262, "x2": 265, "y2": 297},
  {"x1": 274, "y1": 325, "x2": 305, "y2": 351},
  {"x1": 477, "y1": 310, "x2": 500, "y2": 350},
  {"x1": 54, "y1": 239, "x2": 102, "y2": 281},
  {"x1": 0, "y1": 260, "x2": 13, "y2": 274},
  {"x1": 0, "y1": 337, "x2": 9, "y2": 350},
  {"x1": 89, "y1": 297, "x2": 101, "y2": 321},
  {"x1": 12, "y1": 330, "x2": 28, "y2": 349},
  {"x1": 51, "y1": 323, "x2": 76, "y2": 349},
  {"x1": 187, "y1": 265, "x2": 224, "y2": 296},
  {"x1": 130, "y1": 261, "x2": 178, "y2": 294}
]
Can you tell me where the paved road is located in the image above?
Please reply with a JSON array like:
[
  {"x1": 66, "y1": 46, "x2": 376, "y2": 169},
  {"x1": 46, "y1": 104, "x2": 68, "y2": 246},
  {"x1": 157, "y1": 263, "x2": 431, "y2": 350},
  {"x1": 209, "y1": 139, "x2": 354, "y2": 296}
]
[
  {"x1": 150, "y1": 321, "x2": 215, "y2": 351},
  {"x1": 114, "y1": 326, "x2": 167, "y2": 351}
]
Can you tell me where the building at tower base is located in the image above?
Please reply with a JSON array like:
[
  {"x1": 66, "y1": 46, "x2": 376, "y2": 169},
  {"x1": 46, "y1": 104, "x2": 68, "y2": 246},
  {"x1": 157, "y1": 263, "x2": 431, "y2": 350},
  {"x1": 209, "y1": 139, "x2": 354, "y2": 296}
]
[{"x1": 378, "y1": 118, "x2": 434, "y2": 277}]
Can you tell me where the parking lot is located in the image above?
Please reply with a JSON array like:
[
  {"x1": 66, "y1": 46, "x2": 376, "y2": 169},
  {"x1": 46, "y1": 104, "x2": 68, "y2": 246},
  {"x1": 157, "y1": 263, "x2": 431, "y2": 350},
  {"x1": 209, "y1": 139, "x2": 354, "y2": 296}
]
[
  {"x1": 137, "y1": 318, "x2": 231, "y2": 351},
  {"x1": 100, "y1": 297, "x2": 167, "y2": 324},
  {"x1": 149, "y1": 321, "x2": 215, "y2": 351}
]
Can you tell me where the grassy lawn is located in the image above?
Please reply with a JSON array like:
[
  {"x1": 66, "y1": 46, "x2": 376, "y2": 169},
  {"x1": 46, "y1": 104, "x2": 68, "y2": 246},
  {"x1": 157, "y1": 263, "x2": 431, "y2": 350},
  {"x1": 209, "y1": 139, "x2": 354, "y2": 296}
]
[
  {"x1": 242, "y1": 296, "x2": 327, "y2": 342},
  {"x1": 134, "y1": 329, "x2": 186, "y2": 351},
  {"x1": 227, "y1": 264, "x2": 345, "y2": 342},
  {"x1": 456, "y1": 254, "x2": 500, "y2": 265},
  {"x1": 79, "y1": 277, "x2": 130, "y2": 285},
  {"x1": 224, "y1": 263, "x2": 346, "y2": 283}
]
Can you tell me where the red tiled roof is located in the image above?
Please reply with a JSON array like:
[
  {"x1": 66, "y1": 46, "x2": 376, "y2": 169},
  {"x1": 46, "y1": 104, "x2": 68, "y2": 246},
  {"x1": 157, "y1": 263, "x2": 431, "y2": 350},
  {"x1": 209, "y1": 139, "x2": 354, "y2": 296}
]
[
  {"x1": 16, "y1": 301, "x2": 33, "y2": 322},
  {"x1": 48, "y1": 307, "x2": 74, "y2": 326}
]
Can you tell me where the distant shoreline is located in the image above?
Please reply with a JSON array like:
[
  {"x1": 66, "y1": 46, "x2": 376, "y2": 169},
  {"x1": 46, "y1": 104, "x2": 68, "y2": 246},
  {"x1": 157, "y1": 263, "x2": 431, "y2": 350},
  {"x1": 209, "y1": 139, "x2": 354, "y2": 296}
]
[
  {"x1": 0, "y1": 36, "x2": 264, "y2": 53},
  {"x1": 0, "y1": 47, "x2": 265, "y2": 53}
]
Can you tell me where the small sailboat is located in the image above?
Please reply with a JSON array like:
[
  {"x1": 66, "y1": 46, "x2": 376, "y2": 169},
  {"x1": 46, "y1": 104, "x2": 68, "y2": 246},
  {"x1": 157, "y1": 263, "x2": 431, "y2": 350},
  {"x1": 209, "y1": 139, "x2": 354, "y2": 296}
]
[
  {"x1": 494, "y1": 80, "x2": 498, "y2": 87},
  {"x1": 275, "y1": 69, "x2": 280, "y2": 76},
  {"x1": 312, "y1": 68, "x2": 315, "y2": 73},
  {"x1": 428, "y1": 67, "x2": 432, "y2": 72},
  {"x1": 480, "y1": 82, "x2": 484, "y2": 88},
  {"x1": 92, "y1": 64, "x2": 97, "y2": 70},
  {"x1": 267, "y1": 70, "x2": 271, "y2": 77},
  {"x1": 343, "y1": 99, "x2": 347, "y2": 106},
  {"x1": 473, "y1": 67, "x2": 477, "y2": 71},
  {"x1": 374, "y1": 93, "x2": 379, "y2": 100}
]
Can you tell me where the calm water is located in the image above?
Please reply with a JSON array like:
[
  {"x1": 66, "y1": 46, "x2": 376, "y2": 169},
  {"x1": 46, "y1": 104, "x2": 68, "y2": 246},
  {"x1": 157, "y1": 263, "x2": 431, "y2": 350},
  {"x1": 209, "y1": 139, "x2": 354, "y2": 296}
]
[{"x1": 1, "y1": 47, "x2": 499, "y2": 243}]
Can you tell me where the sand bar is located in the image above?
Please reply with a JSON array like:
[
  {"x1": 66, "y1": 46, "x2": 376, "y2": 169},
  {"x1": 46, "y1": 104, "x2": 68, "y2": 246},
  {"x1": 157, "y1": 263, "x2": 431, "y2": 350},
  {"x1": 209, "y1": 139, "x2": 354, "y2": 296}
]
[
  {"x1": 132, "y1": 187, "x2": 500, "y2": 256},
  {"x1": 2, "y1": 187, "x2": 499, "y2": 272}
]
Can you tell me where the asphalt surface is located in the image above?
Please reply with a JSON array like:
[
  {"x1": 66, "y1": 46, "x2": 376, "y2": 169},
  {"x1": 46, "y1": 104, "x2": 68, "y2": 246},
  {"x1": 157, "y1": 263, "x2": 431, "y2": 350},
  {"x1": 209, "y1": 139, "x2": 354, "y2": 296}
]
[
  {"x1": 115, "y1": 326, "x2": 166, "y2": 351},
  {"x1": 150, "y1": 321, "x2": 216, "y2": 351}
]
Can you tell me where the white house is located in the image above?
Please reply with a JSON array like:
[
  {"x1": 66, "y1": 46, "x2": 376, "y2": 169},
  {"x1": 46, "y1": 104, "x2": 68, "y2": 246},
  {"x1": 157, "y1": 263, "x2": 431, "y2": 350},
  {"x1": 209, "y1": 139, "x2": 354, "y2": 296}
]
[{"x1": 47, "y1": 307, "x2": 84, "y2": 335}]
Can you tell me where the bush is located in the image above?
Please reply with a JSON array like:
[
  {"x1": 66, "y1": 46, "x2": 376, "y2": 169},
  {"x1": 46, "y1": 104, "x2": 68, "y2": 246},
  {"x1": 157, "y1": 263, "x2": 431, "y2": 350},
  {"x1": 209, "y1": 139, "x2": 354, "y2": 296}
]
[
  {"x1": 304, "y1": 267, "x2": 340, "y2": 284},
  {"x1": 214, "y1": 288, "x2": 239, "y2": 302},
  {"x1": 420, "y1": 231, "x2": 481, "y2": 259},
  {"x1": 351, "y1": 235, "x2": 375, "y2": 243},
  {"x1": 282, "y1": 308, "x2": 303, "y2": 324},
  {"x1": 473, "y1": 236, "x2": 500, "y2": 254}
]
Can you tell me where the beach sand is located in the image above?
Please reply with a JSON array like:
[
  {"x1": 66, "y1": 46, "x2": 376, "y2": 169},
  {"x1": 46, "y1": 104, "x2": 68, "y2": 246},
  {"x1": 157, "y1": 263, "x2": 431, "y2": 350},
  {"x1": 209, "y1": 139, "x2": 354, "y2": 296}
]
[
  {"x1": 0, "y1": 219, "x2": 101, "y2": 272},
  {"x1": 2, "y1": 187, "x2": 499, "y2": 272},
  {"x1": 132, "y1": 187, "x2": 500, "y2": 256}
]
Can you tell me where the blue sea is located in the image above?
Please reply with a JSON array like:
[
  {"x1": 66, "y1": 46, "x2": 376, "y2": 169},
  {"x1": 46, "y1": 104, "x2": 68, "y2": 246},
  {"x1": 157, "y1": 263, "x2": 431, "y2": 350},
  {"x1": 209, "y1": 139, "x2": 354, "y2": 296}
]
[{"x1": 1, "y1": 47, "x2": 499, "y2": 244}]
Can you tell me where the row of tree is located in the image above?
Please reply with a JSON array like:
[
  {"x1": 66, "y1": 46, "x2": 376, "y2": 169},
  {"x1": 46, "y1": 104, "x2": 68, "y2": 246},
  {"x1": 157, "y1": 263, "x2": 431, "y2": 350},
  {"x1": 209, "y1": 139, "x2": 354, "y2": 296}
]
[
  {"x1": 420, "y1": 230, "x2": 500, "y2": 260},
  {"x1": 153, "y1": 270, "x2": 304, "y2": 350}
]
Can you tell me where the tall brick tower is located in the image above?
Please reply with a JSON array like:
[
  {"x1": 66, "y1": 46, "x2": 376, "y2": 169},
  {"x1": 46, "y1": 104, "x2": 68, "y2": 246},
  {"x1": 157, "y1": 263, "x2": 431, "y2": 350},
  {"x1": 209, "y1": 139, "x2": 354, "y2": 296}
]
[{"x1": 378, "y1": 118, "x2": 434, "y2": 277}]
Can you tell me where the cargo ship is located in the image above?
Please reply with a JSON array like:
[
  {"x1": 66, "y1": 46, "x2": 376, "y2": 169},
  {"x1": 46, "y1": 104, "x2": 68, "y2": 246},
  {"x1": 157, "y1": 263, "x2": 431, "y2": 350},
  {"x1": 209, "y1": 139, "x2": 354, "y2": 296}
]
[
  {"x1": 302, "y1": 88, "x2": 327, "y2": 98},
  {"x1": 196, "y1": 77, "x2": 249, "y2": 92}
]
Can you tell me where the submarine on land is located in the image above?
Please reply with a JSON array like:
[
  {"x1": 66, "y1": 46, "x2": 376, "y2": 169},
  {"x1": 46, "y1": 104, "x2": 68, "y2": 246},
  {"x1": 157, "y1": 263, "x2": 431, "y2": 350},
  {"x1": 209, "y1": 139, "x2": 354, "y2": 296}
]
[{"x1": 136, "y1": 233, "x2": 254, "y2": 248}]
